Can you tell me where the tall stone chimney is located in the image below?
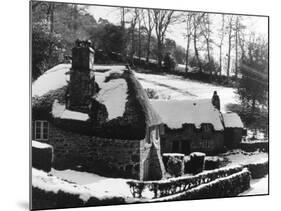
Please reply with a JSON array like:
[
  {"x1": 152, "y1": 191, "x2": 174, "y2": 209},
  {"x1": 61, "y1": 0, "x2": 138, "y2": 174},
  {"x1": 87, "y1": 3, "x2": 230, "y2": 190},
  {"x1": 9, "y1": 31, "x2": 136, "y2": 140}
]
[{"x1": 67, "y1": 40, "x2": 95, "y2": 112}]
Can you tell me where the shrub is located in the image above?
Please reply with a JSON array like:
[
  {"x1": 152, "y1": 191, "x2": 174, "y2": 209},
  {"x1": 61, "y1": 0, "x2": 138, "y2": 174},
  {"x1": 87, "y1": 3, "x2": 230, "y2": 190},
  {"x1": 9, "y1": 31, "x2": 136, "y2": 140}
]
[
  {"x1": 163, "y1": 52, "x2": 176, "y2": 72},
  {"x1": 32, "y1": 141, "x2": 53, "y2": 172},
  {"x1": 189, "y1": 152, "x2": 206, "y2": 174},
  {"x1": 204, "y1": 156, "x2": 223, "y2": 170},
  {"x1": 244, "y1": 160, "x2": 268, "y2": 179},
  {"x1": 240, "y1": 141, "x2": 269, "y2": 152},
  {"x1": 32, "y1": 21, "x2": 64, "y2": 80},
  {"x1": 166, "y1": 156, "x2": 185, "y2": 177},
  {"x1": 145, "y1": 88, "x2": 159, "y2": 99}
]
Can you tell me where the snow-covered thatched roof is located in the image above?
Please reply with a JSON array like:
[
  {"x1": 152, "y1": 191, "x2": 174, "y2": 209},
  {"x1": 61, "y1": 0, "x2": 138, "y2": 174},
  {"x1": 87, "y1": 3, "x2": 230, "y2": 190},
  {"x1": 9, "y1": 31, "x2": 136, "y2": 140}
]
[
  {"x1": 32, "y1": 64, "x2": 162, "y2": 139},
  {"x1": 150, "y1": 99, "x2": 224, "y2": 131},
  {"x1": 222, "y1": 112, "x2": 244, "y2": 128}
]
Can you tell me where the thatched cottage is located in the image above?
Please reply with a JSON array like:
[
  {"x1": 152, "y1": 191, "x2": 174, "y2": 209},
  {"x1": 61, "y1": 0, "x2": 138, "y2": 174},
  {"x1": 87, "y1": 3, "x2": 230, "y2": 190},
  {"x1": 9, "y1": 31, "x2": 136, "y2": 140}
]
[
  {"x1": 32, "y1": 41, "x2": 165, "y2": 181},
  {"x1": 150, "y1": 99, "x2": 245, "y2": 155}
]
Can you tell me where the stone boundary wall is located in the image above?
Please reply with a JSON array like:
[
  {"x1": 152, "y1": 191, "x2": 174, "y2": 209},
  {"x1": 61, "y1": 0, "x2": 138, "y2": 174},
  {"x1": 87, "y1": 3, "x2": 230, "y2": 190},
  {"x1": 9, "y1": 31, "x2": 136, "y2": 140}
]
[{"x1": 48, "y1": 123, "x2": 142, "y2": 179}]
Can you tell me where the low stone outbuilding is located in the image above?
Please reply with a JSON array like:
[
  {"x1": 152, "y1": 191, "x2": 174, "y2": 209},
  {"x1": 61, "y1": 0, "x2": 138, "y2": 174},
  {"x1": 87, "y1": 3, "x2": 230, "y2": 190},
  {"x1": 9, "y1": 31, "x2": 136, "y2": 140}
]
[
  {"x1": 150, "y1": 99, "x2": 245, "y2": 155},
  {"x1": 222, "y1": 112, "x2": 245, "y2": 148}
]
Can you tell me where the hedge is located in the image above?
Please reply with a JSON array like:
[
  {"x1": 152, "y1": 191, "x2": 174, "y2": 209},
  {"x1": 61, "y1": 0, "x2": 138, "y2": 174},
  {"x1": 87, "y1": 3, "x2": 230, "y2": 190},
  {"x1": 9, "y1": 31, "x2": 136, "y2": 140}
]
[
  {"x1": 147, "y1": 168, "x2": 250, "y2": 202},
  {"x1": 243, "y1": 160, "x2": 268, "y2": 179},
  {"x1": 127, "y1": 165, "x2": 244, "y2": 198},
  {"x1": 189, "y1": 152, "x2": 205, "y2": 174},
  {"x1": 240, "y1": 142, "x2": 269, "y2": 152},
  {"x1": 162, "y1": 153, "x2": 185, "y2": 177},
  {"x1": 32, "y1": 141, "x2": 53, "y2": 172}
]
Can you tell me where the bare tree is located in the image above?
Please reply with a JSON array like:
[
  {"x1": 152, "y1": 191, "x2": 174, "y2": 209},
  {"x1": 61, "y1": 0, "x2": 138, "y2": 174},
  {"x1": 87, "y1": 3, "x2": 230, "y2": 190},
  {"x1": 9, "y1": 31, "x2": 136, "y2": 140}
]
[
  {"x1": 234, "y1": 16, "x2": 246, "y2": 79},
  {"x1": 226, "y1": 15, "x2": 235, "y2": 79},
  {"x1": 137, "y1": 9, "x2": 143, "y2": 64},
  {"x1": 153, "y1": 9, "x2": 178, "y2": 68},
  {"x1": 201, "y1": 13, "x2": 213, "y2": 75},
  {"x1": 183, "y1": 12, "x2": 194, "y2": 73},
  {"x1": 141, "y1": 9, "x2": 155, "y2": 63},
  {"x1": 129, "y1": 9, "x2": 139, "y2": 66},
  {"x1": 217, "y1": 14, "x2": 225, "y2": 76},
  {"x1": 192, "y1": 13, "x2": 205, "y2": 72}
]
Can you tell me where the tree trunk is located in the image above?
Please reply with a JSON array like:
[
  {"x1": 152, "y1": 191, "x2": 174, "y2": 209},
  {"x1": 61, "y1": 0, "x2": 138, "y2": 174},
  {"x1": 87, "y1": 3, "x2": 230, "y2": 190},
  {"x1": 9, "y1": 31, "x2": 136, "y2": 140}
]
[
  {"x1": 235, "y1": 19, "x2": 238, "y2": 79},
  {"x1": 194, "y1": 29, "x2": 202, "y2": 72},
  {"x1": 157, "y1": 40, "x2": 163, "y2": 68},
  {"x1": 47, "y1": 3, "x2": 55, "y2": 67},
  {"x1": 226, "y1": 18, "x2": 233, "y2": 80},
  {"x1": 185, "y1": 35, "x2": 190, "y2": 74},
  {"x1": 206, "y1": 39, "x2": 212, "y2": 76},
  {"x1": 130, "y1": 27, "x2": 135, "y2": 66},
  {"x1": 227, "y1": 34, "x2": 232, "y2": 79},
  {"x1": 146, "y1": 33, "x2": 151, "y2": 63},
  {"x1": 219, "y1": 45, "x2": 222, "y2": 76},
  {"x1": 121, "y1": 7, "x2": 126, "y2": 62},
  {"x1": 138, "y1": 20, "x2": 141, "y2": 64}
]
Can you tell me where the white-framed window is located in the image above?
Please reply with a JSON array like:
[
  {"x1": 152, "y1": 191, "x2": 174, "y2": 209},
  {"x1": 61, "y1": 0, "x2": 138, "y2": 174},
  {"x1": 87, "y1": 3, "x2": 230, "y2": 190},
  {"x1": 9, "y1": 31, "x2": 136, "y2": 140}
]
[{"x1": 32, "y1": 120, "x2": 49, "y2": 141}]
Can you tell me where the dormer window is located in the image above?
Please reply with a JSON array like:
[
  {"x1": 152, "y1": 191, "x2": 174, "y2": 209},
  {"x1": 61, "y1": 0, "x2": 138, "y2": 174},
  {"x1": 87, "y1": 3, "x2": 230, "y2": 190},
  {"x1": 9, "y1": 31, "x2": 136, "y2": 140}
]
[{"x1": 32, "y1": 120, "x2": 49, "y2": 141}]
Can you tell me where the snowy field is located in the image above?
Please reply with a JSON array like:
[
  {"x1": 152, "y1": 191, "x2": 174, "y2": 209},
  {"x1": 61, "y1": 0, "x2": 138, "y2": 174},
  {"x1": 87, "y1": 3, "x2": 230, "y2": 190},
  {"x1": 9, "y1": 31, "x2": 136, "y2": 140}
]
[{"x1": 135, "y1": 72, "x2": 238, "y2": 113}]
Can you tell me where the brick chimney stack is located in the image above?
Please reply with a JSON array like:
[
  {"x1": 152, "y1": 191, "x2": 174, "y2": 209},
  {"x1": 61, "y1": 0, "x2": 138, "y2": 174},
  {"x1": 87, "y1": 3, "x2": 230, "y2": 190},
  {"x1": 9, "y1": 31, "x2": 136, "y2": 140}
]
[{"x1": 67, "y1": 39, "x2": 95, "y2": 112}]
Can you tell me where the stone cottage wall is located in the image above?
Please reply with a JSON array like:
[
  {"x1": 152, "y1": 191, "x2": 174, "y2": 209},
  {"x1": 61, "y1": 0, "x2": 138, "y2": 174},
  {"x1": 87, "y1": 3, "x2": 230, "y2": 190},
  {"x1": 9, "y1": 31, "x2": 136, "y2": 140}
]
[
  {"x1": 48, "y1": 123, "x2": 141, "y2": 179},
  {"x1": 161, "y1": 128, "x2": 224, "y2": 155}
]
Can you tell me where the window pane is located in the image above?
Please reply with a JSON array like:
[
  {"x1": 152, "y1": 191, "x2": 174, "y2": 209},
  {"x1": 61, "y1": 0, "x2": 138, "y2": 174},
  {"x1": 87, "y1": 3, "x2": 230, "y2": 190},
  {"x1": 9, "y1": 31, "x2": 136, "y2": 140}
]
[
  {"x1": 32, "y1": 121, "x2": 35, "y2": 140},
  {"x1": 35, "y1": 127, "x2": 41, "y2": 139},
  {"x1": 43, "y1": 131, "x2": 48, "y2": 139},
  {"x1": 43, "y1": 121, "x2": 48, "y2": 128}
]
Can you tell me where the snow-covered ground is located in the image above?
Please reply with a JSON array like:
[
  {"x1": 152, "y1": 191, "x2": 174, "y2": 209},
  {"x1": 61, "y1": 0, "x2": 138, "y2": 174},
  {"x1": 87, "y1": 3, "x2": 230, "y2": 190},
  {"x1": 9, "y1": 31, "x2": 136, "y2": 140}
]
[
  {"x1": 240, "y1": 175, "x2": 269, "y2": 196},
  {"x1": 135, "y1": 72, "x2": 237, "y2": 113},
  {"x1": 51, "y1": 169, "x2": 133, "y2": 199},
  {"x1": 222, "y1": 149, "x2": 268, "y2": 166}
]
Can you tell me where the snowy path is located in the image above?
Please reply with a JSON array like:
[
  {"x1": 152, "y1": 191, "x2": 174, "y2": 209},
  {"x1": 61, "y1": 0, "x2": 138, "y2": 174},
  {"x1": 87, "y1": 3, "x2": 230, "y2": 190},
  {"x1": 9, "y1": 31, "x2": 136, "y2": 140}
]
[
  {"x1": 135, "y1": 72, "x2": 238, "y2": 113},
  {"x1": 240, "y1": 175, "x2": 269, "y2": 196},
  {"x1": 51, "y1": 169, "x2": 133, "y2": 198}
]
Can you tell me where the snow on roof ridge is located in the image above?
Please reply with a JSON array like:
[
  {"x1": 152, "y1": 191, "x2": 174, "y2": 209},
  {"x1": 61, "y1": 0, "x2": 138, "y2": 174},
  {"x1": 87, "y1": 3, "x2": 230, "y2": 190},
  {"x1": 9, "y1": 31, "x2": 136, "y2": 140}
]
[
  {"x1": 150, "y1": 99, "x2": 224, "y2": 130},
  {"x1": 222, "y1": 112, "x2": 244, "y2": 128}
]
